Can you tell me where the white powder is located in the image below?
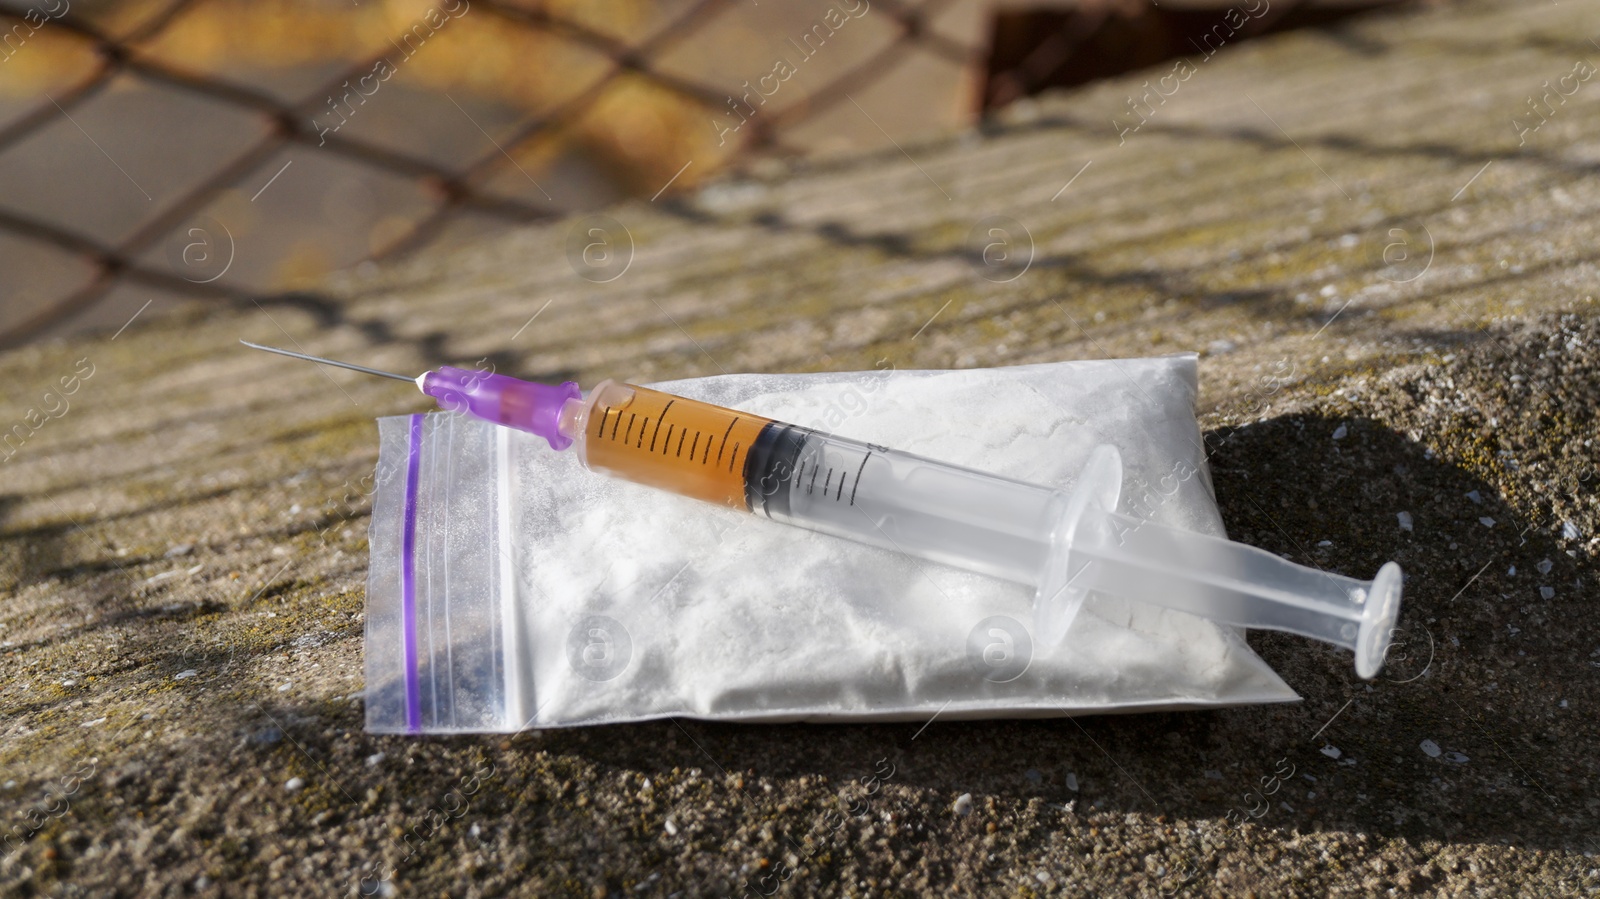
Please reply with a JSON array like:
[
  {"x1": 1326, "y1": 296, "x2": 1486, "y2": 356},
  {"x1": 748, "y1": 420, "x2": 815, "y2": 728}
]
[{"x1": 501, "y1": 357, "x2": 1297, "y2": 726}]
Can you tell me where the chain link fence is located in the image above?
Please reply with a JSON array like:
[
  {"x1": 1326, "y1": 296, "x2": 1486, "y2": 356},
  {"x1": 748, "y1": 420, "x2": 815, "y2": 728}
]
[
  {"x1": 0, "y1": 0, "x2": 991, "y2": 347},
  {"x1": 0, "y1": 0, "x2": 1417, "y2": 348}
]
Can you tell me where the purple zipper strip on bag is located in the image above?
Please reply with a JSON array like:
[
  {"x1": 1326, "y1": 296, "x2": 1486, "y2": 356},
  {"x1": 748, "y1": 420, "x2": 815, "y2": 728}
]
[{"x1": 401, "y1": 414, "x2": 424, "y2": 733}]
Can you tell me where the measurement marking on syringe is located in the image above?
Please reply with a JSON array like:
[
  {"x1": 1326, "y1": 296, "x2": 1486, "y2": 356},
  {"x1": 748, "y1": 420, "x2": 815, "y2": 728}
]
[
  {"x1": 623, "y1": 413, "x2": 637, "y2": 444},
  {"x1": 650, "y1": 401, "x2": 673, "y2": 452},
  {"x1": 610, "y1": 409, "x2": 621, "y2": 440},
  {"x1": 595, "y1": 406, "x2": 611, "y2": 439},
  {"x1": 727, "y1": 442, "x2": 740, "y2": 472},
  {"x1": 690, "y1": 433, "x2": 701, "y2": 461},
  {"x1": 835, "y1": 470, "x2": 845, "y2": 501},
  {"x1": 702, "y1": 434, "x2": 712, "y2": 464},
  {"x1": 716, "y1": 418, "x2": 738, "y2": 464},
  {"x1": 637, "y1": 417, "x2": 651, "y2": 448},
  {"x1": 824, "y1": 469, "x2": 833, "y2": 495},
  {"x1": 849, "y1": 452, "x2": 871, "y2": 505},
  {"x1": 808, "y1": 464, "x2": 818, "y2": 494},
  {"x1": 676, "y1": 430, "x2": 686, "y2": 457},
  {"x1": 797, "y1": 460, "x2": 807, "y2": 488},
  {"x1": 663, "y1": 424, "x2": 676, "y2": 455}
]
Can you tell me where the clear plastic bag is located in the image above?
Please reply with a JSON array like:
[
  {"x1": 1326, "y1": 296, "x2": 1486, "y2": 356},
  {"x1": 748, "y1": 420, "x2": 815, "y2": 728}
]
[{"x1": 364, "y1": 356, "x2": 1296, "y2": 733}]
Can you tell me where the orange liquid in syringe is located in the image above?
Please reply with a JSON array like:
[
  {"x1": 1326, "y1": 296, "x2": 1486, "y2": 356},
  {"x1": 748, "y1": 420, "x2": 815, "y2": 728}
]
[{"x1": 584, "y1": 384, "x2": 772, "y2": 511}]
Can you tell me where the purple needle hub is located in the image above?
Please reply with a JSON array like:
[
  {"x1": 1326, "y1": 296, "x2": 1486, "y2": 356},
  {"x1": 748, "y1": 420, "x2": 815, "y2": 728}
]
[{"x1": 420, "y1": 366, "x2": 581, "y2": 450}]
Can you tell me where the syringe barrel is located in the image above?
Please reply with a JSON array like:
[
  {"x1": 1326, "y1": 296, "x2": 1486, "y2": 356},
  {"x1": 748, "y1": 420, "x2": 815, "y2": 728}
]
[
  {"x1": 563, "y1": 381, "x2": 774, "y2": 510},
  {"x1": 558, "y1": 381, "x2": 1062, "y2": 581},
  {"x1": 747, "y1": 425, "x2": 1062, "y2": 583}
]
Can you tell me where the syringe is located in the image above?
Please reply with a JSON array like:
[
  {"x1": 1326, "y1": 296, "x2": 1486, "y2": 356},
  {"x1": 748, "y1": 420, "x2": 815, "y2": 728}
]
[{"x1": 243, "y1": 341, "x2": 1404, "y2": 678}]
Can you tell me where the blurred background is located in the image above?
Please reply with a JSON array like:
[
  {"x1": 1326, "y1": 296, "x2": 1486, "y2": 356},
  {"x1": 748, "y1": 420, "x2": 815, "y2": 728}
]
[{"x1": 0, "y1": 0, "x2": 1427, "y2": 348}]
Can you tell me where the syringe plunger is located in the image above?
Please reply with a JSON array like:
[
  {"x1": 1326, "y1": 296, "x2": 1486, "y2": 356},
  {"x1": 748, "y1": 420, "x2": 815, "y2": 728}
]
[{"x1": 1034, "y1": 447, "x2": 1403, "y2": 678}]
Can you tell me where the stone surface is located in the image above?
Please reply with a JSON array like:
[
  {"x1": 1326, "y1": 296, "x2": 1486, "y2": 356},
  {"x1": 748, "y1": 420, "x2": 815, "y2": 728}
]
[{"x1": 2, "y1": 0, "x2": 1598, "y2": 894}]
